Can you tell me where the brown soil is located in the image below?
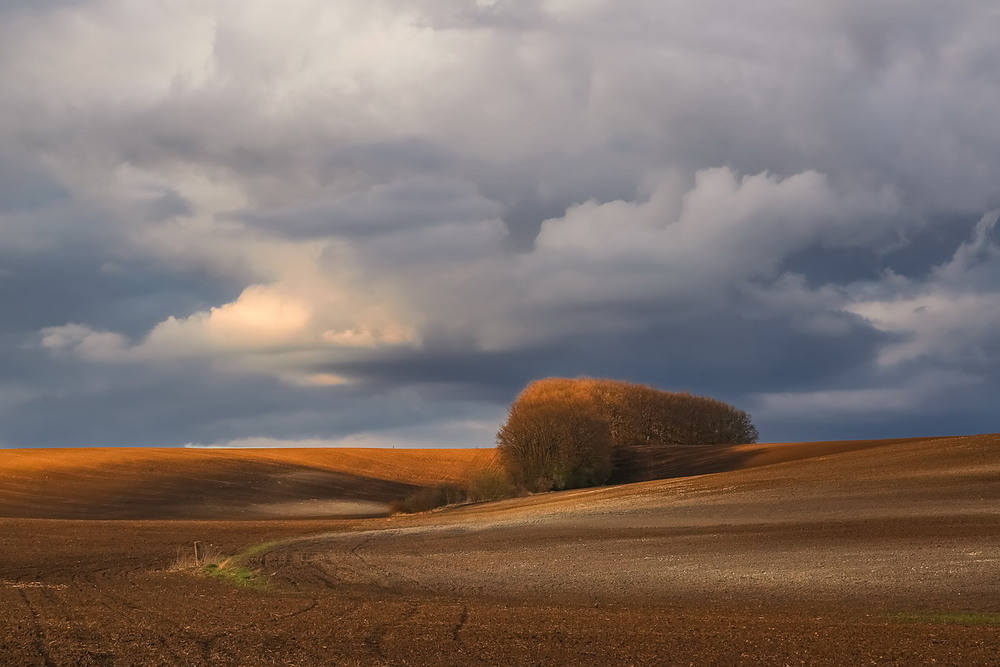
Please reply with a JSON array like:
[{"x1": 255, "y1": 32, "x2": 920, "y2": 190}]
[
  {"x1": 609, "y1": 435, "x2": 951, "y2": 482},
  {"x1": 0, "y1": 436, "x2": 934, "y2": 520},
  {"x1": 0, "y1": 435, "x2": 997, "y2": 665},
  {"x1": 0, "y1": 447, "x2": 495, "y2": 519}
]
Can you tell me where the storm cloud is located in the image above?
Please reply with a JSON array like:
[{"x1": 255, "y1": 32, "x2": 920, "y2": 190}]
[{"x1": 2, "y1": 0, "x2": 999, "y2": 447}]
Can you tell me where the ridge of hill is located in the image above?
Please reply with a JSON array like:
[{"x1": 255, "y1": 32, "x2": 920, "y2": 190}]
[
  {"x1": 0, "y1": 434, "x2": 987, "y2": 519},
  {"x1": 609, "y1": 435, "x2": 952, "y2": 482}
]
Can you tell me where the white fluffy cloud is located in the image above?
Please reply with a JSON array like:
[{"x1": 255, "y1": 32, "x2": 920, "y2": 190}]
[
  {"x1": 533, "y1": 168, "x2": 893, "y2": 287},
  {"x1": 847, "y1": 211, "x2": 1000, "y2": 367}
]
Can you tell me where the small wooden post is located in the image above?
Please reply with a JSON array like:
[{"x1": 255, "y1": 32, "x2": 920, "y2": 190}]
[{"x1": 193, "y1": 541, "x2": 203, "y2": 566}]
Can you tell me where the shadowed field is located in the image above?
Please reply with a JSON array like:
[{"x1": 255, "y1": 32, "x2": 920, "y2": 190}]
[
  {"x1": 0, "y1": 434, "x2": 997, "y2": 665},
  {"x1": 0, "y1": 436, "x2": 940, "y2": 519},
  {"x1": 0, "y1": 447, "x2": 495, "y2": 519}
]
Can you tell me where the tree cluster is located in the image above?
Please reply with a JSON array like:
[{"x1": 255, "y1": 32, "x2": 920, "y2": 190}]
[{"x1": 497, "y1": 378, "x2": 758, "y2": 492}]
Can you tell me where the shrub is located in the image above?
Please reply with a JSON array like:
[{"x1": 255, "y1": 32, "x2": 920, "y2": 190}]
[
  {"x1": 389, "y1": 484, "x2": 466, "y2": 514},
  {"x1": 389, "y1": 466, "x2": 518, "y2": 514},
  {"x1": 466, "y1": 465, "x2": 517, "y2": 502}
]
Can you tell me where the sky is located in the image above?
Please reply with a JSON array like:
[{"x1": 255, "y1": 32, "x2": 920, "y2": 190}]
[{"x1": 1, "y1": 0, "x2": 999, "y2": 448}]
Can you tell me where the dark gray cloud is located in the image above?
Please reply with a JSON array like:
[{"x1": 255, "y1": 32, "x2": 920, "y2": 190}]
[
  {"x1": 239, "y1": 177, "x2": 499, "y2": 239},
  {"x1": 1, "y1": 0, "x2": 999, "y2": 447},
  {"x1": 0, "y1": 155, "x2": 69, "y2": 213}
]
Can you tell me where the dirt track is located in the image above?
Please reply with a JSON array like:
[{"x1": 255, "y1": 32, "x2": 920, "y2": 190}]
[{"x1": 0, "y1": 435, "x2": 998, "y2": 665}]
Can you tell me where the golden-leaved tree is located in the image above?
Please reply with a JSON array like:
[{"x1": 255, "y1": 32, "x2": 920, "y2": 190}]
[{"x1": 497, "y1": 378, "x2": 758, "y2": 492}]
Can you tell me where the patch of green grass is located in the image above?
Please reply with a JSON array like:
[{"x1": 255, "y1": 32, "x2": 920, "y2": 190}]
[
  {"x1": 195, "y1": 538, "x2": 291, "y2": 589},
  {"x1": 891, "y1": 612, "x2": 1000, "y2": 626},
  {"x1": 231, "y1": 540, "x2": 283, "y2": 562},
  {"x1": 189, "y1": 539, "x2": 288, "y2": 590},
  {"x1": 202, "y1": 563, "x2": 268, "y2": 589}
]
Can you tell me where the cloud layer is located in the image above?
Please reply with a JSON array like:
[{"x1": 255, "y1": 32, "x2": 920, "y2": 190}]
[{"x1": 2, "y1": 0, "x2": 999, "y2": 446}]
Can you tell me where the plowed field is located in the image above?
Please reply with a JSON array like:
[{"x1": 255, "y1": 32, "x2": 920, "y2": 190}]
[
  {"x1": 1, "y1": 435, "x2": 997, "y2": 665},
  {"x1": 0, "y1": 447, "x2": 495, "y2": 519}
]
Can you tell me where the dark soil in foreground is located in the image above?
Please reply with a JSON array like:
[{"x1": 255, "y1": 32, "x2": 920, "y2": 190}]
[{"x1": 0, "y1": 434, "x2": 997, "y2": 665}]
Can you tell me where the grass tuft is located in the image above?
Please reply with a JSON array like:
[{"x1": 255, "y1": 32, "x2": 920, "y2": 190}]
[
  {"x1": 167, "y1": 543, "x2": 226, "y2": 571},
  {"x1": 169, "y1": 540, "x2": 274, "y2": 589},
  {"x1": 232, "y1": 540, "x2": 283, "y2": 561},
  {"x1": 202, "y1": 562, "x2": 268, "y2": 589}
]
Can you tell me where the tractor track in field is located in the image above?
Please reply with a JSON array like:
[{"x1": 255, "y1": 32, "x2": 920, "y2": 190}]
[{"x1": 15, "y1": 588, "x2": 56, "y2": 667}]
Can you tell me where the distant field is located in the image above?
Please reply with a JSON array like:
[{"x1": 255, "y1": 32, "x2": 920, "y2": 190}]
[
  {"x1": 0, "y1": 436, "x2": 964, "y2": 520},
  {"x1": 0, "y1": 433, "x2": 997, "y2": 664},
  {"x1": 608, "y1": 434, "x2": 951, "y2": 482},
  {"x1": 0, "y1": 446, "x2": 496, "y2": 519}
]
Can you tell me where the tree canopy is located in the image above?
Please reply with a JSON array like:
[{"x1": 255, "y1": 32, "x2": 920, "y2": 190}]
[{"x1": 497, "y1": 378, "x2": 759, "y2": 492}]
